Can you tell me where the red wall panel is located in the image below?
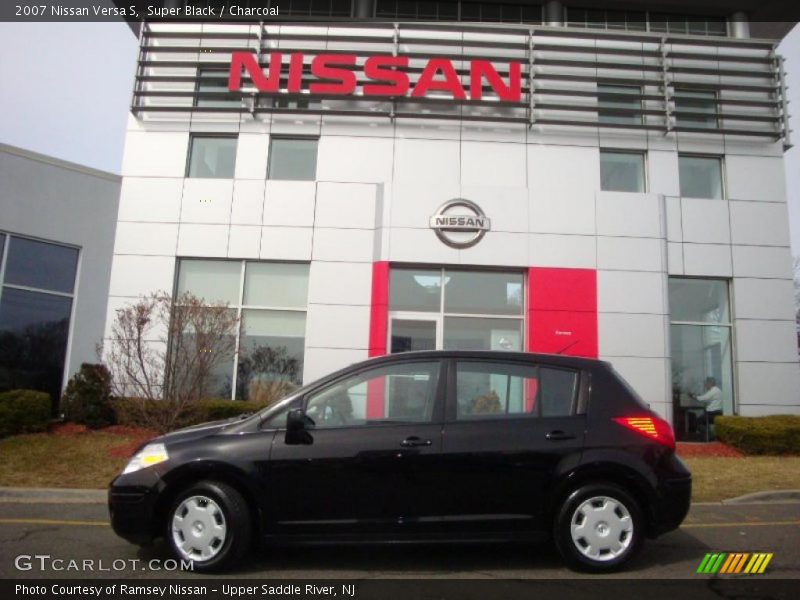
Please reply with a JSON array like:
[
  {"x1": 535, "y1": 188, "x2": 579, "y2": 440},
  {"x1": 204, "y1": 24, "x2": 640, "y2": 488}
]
[
  {"x1": 527, "y1": 267, "x2": 598, "y2": 358},
  {"x1": 368, "y1": 261, "x2": 390, "y2": 357}
]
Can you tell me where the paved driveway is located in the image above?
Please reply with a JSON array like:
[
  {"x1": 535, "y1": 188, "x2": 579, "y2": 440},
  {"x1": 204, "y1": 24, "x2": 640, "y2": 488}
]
[{"x1": 0, "y1": 500, "x2": 797, "y2": 579}]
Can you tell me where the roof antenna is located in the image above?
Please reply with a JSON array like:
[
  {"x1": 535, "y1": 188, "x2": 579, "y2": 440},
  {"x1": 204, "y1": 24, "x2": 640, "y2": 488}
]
[{"x1": 555, "y1": 340, "x2": 579, "y2": 355}]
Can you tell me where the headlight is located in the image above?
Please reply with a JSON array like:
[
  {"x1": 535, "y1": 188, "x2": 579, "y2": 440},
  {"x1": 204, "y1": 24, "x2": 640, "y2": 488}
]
[{"x1": 122, "y1": 443, "x2": 169, "y2": 474}]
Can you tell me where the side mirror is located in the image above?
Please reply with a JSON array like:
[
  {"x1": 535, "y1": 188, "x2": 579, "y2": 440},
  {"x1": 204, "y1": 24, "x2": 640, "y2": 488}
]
[{"x1": 285, "y1": 408, "x2": 314, "y2": 445}]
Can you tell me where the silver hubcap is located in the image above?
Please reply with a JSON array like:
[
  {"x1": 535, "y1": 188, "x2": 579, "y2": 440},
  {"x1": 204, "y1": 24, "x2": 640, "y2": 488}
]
[
  {"x1": 171, "y1": 495, "x2": 227, "y2": 562},
  {"x1": 570, "y1": 495, "x2": 634, "y2": 562}
]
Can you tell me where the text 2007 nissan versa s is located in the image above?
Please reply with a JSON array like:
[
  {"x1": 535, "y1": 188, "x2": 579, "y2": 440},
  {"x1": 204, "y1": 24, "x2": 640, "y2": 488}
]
[{"x1": 109, "y1": 351, "x2": 691, "y2": 572}]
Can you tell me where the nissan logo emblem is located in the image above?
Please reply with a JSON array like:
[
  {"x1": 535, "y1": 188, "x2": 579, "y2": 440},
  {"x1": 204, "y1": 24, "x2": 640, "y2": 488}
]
[{"x1": 428, "y1": 199, "x2": 491, "y2": 249}]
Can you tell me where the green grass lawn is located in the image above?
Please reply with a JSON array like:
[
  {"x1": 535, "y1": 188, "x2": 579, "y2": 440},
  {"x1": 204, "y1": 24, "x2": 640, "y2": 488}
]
[
  {"x1": 683, "y1": 456, "x2": 800, "y2": 502},
  {"x1": 0, "y1": 430, "x2": 144, "y2": 489}
]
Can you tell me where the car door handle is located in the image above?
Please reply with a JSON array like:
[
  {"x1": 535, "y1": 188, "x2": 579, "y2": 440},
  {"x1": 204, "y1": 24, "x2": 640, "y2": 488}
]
[
  {"x1": 545, "y1": 430, "x2": 576, "y2": 441},
  {"x1": 400, "y1": 437, "x2": 433, "y2": 448}
]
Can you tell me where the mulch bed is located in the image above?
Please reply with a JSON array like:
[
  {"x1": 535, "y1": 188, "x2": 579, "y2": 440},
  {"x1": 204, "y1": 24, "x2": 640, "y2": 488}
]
[
  {"x1": 677, "y1": 441, "x2": 744, "y2": 458},
  {"x1": 46, "y1": 422, "x2": 157, "y2": 459}
]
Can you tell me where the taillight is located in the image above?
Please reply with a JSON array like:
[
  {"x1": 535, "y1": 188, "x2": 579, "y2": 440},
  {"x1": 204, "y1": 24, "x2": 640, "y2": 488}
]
[{"x1": 613, "y1": 415, "x2": 675, "y2": 450}]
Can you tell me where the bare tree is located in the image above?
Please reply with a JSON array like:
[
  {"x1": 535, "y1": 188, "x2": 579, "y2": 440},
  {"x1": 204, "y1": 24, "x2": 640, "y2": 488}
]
[{"x1": 103, "y1": 292, "x2": 238, "y2": 432}]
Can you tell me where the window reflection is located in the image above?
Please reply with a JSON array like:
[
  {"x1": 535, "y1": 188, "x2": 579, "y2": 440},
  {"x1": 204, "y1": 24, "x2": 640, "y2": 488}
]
[
  {"x1": 0, "y1": 288, "x2": 72, "y2": 410},
  {"x1": 5, "y1": 237, "x2": 79, "y2": 294}
]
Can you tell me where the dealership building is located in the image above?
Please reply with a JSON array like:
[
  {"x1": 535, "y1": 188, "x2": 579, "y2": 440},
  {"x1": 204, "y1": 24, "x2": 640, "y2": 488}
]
[{"x1": 105, "y1": 0, "x2": 800, "y2": 440}]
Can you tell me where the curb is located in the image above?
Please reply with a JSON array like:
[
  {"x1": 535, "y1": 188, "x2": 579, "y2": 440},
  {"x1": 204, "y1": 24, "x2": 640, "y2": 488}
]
[
  {"x1": 0, "y1": 487, "x2": 106, "y2": 504},
  {"x1": 722, "y1": 490, "x2": 800, "y2": 504}
]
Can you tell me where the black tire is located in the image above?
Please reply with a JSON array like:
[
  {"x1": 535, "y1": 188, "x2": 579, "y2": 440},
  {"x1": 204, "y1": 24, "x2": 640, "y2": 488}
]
[
  {"x1": 165, "y1": 480, "x2": 252, "y2": 573},
  {"x1": 553, "y1": 482, "x2": 644, "y2": 573}
]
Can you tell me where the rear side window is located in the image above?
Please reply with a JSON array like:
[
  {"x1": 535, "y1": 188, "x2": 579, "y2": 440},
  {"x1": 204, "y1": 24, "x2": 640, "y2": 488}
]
[{"x1": 454, "y1": 361, "x2": 578, "y2": 420}]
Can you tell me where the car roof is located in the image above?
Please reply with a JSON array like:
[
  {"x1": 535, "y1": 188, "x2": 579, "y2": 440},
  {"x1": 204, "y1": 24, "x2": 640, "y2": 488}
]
[{"x1": 358, "y1": 350, "x2": 609, "y2": 370}]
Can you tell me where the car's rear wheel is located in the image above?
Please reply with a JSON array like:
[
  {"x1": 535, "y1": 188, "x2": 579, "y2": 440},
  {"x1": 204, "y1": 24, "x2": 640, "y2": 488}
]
[
  {"x1": 166, "y1": 480, "x2": 251, "y2": 572},
  {"x1": 554, "y1": 483, "x2": 644, "y2": 572}
]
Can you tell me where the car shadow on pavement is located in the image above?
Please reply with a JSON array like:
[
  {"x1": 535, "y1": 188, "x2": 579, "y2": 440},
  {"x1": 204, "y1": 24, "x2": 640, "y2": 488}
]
[{"x1": 135, "y1": 529, "x2": 709, "y2": 577}]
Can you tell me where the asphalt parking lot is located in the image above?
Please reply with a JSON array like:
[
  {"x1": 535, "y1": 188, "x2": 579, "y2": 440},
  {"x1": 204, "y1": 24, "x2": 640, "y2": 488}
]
[{"x1": 0, "y1": 499, "x2": 797, "y2": 579}]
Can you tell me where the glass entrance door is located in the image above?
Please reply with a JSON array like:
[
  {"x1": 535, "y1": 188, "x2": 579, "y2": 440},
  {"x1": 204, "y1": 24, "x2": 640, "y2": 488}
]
[{"x1": 389, "y1": 317, "x2": 440, "y2": 354}]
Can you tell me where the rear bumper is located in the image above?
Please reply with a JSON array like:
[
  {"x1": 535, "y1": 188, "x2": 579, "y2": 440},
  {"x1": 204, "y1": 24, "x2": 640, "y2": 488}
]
[
  {"x1": 108, "y1": 476, "x2": 162, "y2": 546},
  {"x1": 650, "y1": 476, "x2": 692, "y2": 536}
]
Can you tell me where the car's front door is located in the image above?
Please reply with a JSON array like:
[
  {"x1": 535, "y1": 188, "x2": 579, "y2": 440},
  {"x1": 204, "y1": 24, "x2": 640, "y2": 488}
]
[
  {"x1": 266, "y1": 359, "x2": 445, "y2": 538},
  {"x1": 439, "y1": 359, "x2": 586, "y2": 536}
]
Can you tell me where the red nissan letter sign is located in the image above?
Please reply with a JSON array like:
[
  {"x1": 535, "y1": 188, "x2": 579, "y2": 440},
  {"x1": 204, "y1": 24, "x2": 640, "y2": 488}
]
[
  {"x1": 228, "y1": 52, "x2": 281, "y2": 92},
  {"x1": 364, "y1": 56, "x2": 410, "y2": 96},
  {"x1": 310, "y1": 54, "x2": 358, "y2": 95},
  {"x1": 411, "y1": 58, "x2": 466, "y2": 100},
  {"x1": 470, "y1": 60, "x2": 521, "y2": 102}
]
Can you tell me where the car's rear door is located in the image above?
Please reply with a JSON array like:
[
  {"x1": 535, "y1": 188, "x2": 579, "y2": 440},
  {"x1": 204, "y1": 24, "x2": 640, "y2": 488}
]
[
  {"x1": 438, "y1": 358, "x2": 587, "y2": 535},
  {"x1": 266, "y1": 359, "x2": 445, "y2": 538}
]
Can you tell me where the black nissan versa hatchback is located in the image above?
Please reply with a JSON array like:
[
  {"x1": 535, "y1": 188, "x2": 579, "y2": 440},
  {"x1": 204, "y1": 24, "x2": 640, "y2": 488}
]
[{"x1": 108, "y1": 351, "x2": 691, "y2": 572}]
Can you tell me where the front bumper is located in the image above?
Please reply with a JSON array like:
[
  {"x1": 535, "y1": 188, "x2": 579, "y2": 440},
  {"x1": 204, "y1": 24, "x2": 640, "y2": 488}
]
[{"x1": 108, "y1": 472, "x2": 164, "y2": 546}]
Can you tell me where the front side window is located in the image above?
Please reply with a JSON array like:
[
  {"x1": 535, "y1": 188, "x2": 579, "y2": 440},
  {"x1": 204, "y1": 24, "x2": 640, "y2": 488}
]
[
  {"x1": 0, "y1": 234, "x2": 79, "y2": 405},
  {"x1": 679, "y1": 155, "x2": 723, "y2": 199},
  {"x1": 675, "y1": 89, "x2": 718, "y2": 129},
  {"x1": 669, "y1": 278, "x2": 734, "y2": 442},
  {"x1": 600, "y1": 150, "x2": 646, "y2": 193},
  {"x1": 454, "y1": 361, "x2": 577, "y2": 420},
  {"x1": 597, "y1": 84, "x2": 643, "y2": 125},
  {"x1": 305, "y1": 361, "x2": 440, "y2": 428},
  {"x1": 268, "y1": 138, "x2": 318, "y2": 181},
  {"x1": 176, "y1": 259, "x2": 309, "y2": 400},
  {"x1": 187, "y1": 135, "x2": 237, "y2": 178}
]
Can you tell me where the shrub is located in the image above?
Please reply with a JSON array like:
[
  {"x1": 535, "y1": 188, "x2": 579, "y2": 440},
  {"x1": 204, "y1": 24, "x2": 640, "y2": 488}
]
[
  {"x1": 0, "y1": 390, "x2": 51, "y2": 438},
  {"x1": 715, "y1": 415, "x2": 800, "y2": 455},
  {"x1": 61, "y1": 363, "x2": 115, "y2": 429},
  {"x1": 112, "y1": 397, "x2": 271, "y2": 430}
]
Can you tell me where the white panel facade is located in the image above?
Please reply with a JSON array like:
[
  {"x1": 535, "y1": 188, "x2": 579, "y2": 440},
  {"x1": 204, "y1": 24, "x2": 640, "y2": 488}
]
[{"x1": 104, "y1": 22, "x2": 800, "y2": 424}]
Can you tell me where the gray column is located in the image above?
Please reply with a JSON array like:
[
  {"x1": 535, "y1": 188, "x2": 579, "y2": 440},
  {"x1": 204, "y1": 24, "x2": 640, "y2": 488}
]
[
  {"x1": 544, "y1": 1, "x2": 564, "y2": 27},
  {"x1": 354, "y1": 0, "x2": 375, "y2": 19},
  {"x1": 730, "y1": 12, "x2": 750, "y2": 39}
]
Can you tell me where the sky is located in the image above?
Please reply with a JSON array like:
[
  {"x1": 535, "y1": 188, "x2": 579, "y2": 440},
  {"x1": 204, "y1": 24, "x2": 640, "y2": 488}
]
[{"x1": 0, "y1": 19, "x2": 798, "y2": 257}]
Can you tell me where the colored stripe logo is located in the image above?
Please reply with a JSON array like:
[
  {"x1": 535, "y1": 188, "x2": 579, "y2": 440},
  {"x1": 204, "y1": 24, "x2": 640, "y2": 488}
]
[{"x1": 697, "y1": 553, "x2": 773, "y2": 574}]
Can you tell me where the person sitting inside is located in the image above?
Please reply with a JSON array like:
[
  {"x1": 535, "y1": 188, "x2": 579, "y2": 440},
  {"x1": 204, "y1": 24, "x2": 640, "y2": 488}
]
[{"x1": 690, "y1": 377, "x2": 723, "y2": 439}]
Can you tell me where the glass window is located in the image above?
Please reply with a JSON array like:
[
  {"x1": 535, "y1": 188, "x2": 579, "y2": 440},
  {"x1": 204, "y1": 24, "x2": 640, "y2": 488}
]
[
  {"x1": 187, "y1": 135, "x2": 237, "y2": 179},
  {"x1": 4, "y1": 237, "x2": 79, "y2": 294},
  {"x1": 679, "y1": 155, "x2": 723, "y2": 199},
  {"x1": 0, "y1": 287, "x2": 72, "y2": 404},
  {"x1": 305, "y1": 361, "x2": 440, "y2": 427},
  {"x1": 668, "y1": 279, "x2": 730, "y2": 324},
  {"x1": 196, "y1": 69, "x2": 240, "y2": 109},
  {"x1": 597, "y1": 85, "x2": 642, "y2": 125},
  {"x1": 244, "y1": 262, "x2": 309, "y2": 308},
  {"x1": 389, "y1": 269, "x2": 442, "y2": 313},
  {"x1": 177, "y1": 260, "x2": 241, "y2": 305},
  {"x1": 444, "y1": 271, "x2": 523, "y2": 316},
  {"x1": 539, "y1": 367, "x2": 578, "y2": 417},
  {"x1": 389, "y1": 267, "x2": 525, "y2": 355},
  {"x1": 600, "y1": 151, "x2": 646, "y2": 193},
  {"x1": 390, "y1": 319, "x2": 437, "y2": 353},
  {"x1": 669, "y1": 277, "x2": 734, "y2": 442},
  {"x1": 236, "y1": 310, "x2": 306, "y2": 400},
  {"x1": 454, "y1": 361, "x2": 577, "y2": 420},
  {"x1": 175, "y1": 259, "x2": 310, "y2": 400},
  {"x1": 0, "y1": 234, "x2": 5, "y2": 265},
  {"x1": 444, "y1": 317, "x2": 523, "y2": 352},
  {"x1": 675, "y1": 89, "x2": 718, "y2": 129},
  {"x1": 268, "y1": 138, "x2": 318, "y2": 181}
]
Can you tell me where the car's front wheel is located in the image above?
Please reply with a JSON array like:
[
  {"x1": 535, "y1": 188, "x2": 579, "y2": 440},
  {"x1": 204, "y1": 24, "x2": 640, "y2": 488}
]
[
  {"x1": 554, "y1": 483, "x2": 644, "y2": 572},
  {"x1": 166, "y1": 480, "x2": 251, "y2": 572}
]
